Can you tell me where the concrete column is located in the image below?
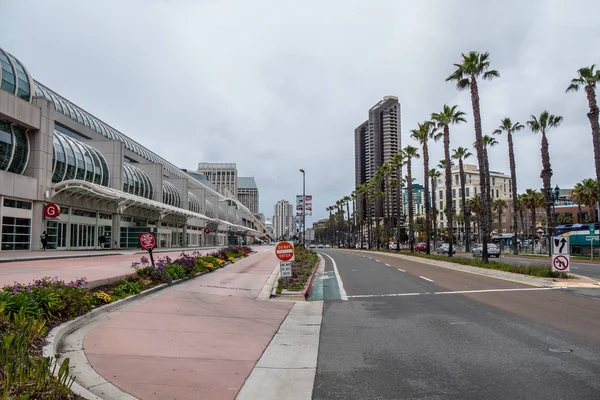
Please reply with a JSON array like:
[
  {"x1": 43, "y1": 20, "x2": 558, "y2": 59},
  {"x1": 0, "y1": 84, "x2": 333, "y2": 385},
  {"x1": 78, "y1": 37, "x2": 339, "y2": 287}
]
[
  {"x1": 182, "y1": 223, "x2": 188, "y2": 247},
  {"x1": 31, "y1": 201, "x2": 45, "y2": 250},
  {"x1": 136, "y1": 163, "x2": 163, "y2": 201},
  {"x1": 86, "y1": 140, "x2": 124, "y2": 191},
  {"x1": 112, "y1": 214, "x2": 121, "y2": 248},
  {"x1": 165, "y1": 178, "x2": 189, "y2": 210},
  {"x1": 27, "y1": 98, "x2": 55, "y2": 201}
]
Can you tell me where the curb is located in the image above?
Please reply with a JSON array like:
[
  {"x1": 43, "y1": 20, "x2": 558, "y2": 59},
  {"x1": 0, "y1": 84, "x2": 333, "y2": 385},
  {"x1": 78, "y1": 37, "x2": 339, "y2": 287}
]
[
  {"x1": 43, "y1": 253, "x2": 253, "y2": 400},
  {"x1": 0, "y1": 252, "x2": 125, "y2": 264},
  {"x1": 301, "y1": 257, "x2": 321, "y2": 298}
]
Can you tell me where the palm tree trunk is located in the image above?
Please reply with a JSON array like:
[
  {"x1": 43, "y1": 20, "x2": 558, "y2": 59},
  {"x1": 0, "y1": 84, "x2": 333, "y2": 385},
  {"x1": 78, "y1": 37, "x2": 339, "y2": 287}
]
[
  {"x1": 498, "y1": 210, "x2": 502, "y2": 233},
  {"x1": 407, "y1": 161, "x2": 415, "y2": 252},
  {"x1": 386, "y1": 179, "x2": 391, "y2": 245},
  {"x1": 396, "y1": 165, "x2": 403, "y2": 244},
  {"x1": 431, "y1": 175, "x2": 438, "y2": 247},
  {"x1": 540, "y1": 132, "x2": 553, "y2": 241},
  {"x1": 585, "y1": 85, "x2": 600, "y2": 217},
  {"x1": 507, "y1": 130, "x2": 519, "y2": 255},
  {"x1": 459, "y1": 159, "x2": 470, "y2": 252},
  {"x1": 530, "y1": 207, "x2": 536, "y2": 246},
  {"x1": 443, "y1": 125, "x2": 453, "y2": 256},
  {"x1": 470, "y1": 76, "x2": 490, "y2": 262},
  {"x1": 423, "y1": 142, "x2": 431, "y2": 254}
]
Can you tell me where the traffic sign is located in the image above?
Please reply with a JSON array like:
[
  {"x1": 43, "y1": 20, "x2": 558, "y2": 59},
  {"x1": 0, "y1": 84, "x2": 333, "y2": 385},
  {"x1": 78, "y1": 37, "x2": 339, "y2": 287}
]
[
  {"x1": 590, "y1": 226, "x2": 596, "y2": 235},
  {"x1": 275, "y1": 241, "x2": 295, "y2": 262},
  {"x1": 280, "y1": 261, "x2": 292, "y2": 278},
  {"x1": 43, "y1": 203, "x2": 61, "y2": 219},
  {"x1": 204, "y1": 227, "x2": 211, "y2": 235},
  {"x1": 552, "y1": 236, "x2": 569, "y2": 255},
  {"x1": 139, "y1": 232, "x2": 157, "y2": 250},
  {"x1": 552, "y1": 254, "x2": 570, "y2": 272}
]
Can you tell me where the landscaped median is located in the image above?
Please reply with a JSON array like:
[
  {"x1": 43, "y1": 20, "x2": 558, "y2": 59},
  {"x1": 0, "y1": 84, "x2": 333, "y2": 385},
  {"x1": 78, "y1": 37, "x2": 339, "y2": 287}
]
[
  {"x1": 0, "y1": 245, "x2": 252, "y2": 400},
  {"x1": 276, "y1": 245, "x2": 319, "y2": 297}
]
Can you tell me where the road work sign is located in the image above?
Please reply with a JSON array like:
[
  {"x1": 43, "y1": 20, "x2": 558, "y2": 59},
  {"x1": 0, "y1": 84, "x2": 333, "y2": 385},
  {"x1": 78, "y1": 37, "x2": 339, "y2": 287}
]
[
  {"x1": 552, "y1": 254, "x2": 570, "y2": 272},
  {"x1": 275, "y1": 241, "x2": 295, "y2": 262}
]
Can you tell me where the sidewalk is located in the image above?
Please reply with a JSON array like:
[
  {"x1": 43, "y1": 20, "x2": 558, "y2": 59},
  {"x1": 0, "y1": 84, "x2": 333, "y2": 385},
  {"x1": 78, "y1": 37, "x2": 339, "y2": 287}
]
[{"x1": 79, "y1": 248, "x2": 294, "y2": 399}]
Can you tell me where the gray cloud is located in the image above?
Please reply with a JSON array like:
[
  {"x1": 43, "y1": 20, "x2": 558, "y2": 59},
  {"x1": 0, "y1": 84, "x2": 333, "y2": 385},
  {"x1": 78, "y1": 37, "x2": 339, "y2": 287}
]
[{"x1": 3, "y1": 0, "x2": 600, "y2": 221}]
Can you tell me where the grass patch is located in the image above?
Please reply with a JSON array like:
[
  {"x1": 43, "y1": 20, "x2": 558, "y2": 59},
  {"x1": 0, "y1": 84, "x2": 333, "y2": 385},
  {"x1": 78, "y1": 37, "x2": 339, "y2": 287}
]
[
  {"x1": 372, "y1": 249, "x2": 573, "y2": 279},
  {"x1": 277, "y1": 246, "x2": 319, "y2": 292}
]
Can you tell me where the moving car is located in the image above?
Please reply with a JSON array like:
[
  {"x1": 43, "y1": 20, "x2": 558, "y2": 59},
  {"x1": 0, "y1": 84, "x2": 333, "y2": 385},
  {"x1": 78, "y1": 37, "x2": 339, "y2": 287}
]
[
  {"x1": 415, "y1": 242, "x2": 427, "y2": 252},
  {"x1": 472, "y1": 243, "x2": 501, "y2": 258},
  {"x1": 436, "y1": 243, "x2": 456, "y2": 255},
  {"x1": 388, "y1": 242, "x2": 398, "y2": 250}
]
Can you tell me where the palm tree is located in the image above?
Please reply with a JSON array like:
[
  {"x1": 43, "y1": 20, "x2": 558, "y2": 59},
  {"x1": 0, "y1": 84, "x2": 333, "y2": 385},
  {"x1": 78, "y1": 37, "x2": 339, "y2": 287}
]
[
  {"x1": 452, "y1": 147, "x2": 473, "y2": 251},
  {"x1": 557, "y1": 213, "x2": 574, "y2": 224},
  {"x1": 493, "y1": 118, "x2": 525, "y2": 254},
  {"x1": 567, "y1": 66, "x2": 600, "y2": 206},
  {"x1": 326, "y1": 205, "x2": 334, "y2": 244},
  {"x1": 527, "y1": 111, "x2": 563, "y2": 241},
  {"x1": 522, "y1": 189, "x2": 545, "y2": 244},
  {"x1": 481, "y1": 134, "x2": 498, "y2": 234},
  {"x1": 467, "y1": 194, "x2": 482, "y2": 242},
  {"x1": 429, "y1": 168, "x2": 442, "y2": 247},
  {"x1": 343, "y1": 195, "x2": 352, "y2": 247},
  {"x1": 431, "y1": 105, "x2": 466, "y2": 257},
  {"x1": 404, "y1": 145, "x2": 420, "y2": 252},
  {"x1": 492, "y1": 199, "x2": 507, "y2": 233},
  {"x1": 572, "y1": 178, "x2": 600, "y2": 222},
  {"x1": 389, "y1": 150, "x2": 405, "y2": 243},
  {"x1": 356, "y1": 184, "x2": 370, "y2": 248},
  {"x1": 447, "y1": 51, "x2": 499, "y2": 262},
  {"x1": 378, "y1": 162, "x2": 394, "y2": 243},
  {"x1": 411, "y1": 121, "x2": 440, "y2": 254},
  {"x1": 518, "y1": 193, "x2": 527, "y2": 234}
]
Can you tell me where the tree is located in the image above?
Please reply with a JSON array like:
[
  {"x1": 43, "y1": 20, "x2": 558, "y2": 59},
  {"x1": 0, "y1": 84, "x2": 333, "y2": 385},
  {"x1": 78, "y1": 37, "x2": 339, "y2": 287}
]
[
  {"x1": 356, "y1": 184, "x2": 370, "y2": 248},
  {"x1": 411, "y1": 121, "x2": 440, "y2": 254},
  {"x1": 429, "y1": 168, "x2": 442, "y2": 247},
  {"x1": 557, "y1": 213, "x2": 574, "y2": 224},
  {"x1": 452, "y1": 147, "x2": 473, "y2": 251},
  {"x1": 492, "y1": 198, "x2": 507, "y2": 233},
  {"x1": 446, "y1": 51, "x2": 499, "y2": 262},
  {"x1": 389, "y1": 150, "x2": 406, "y2": 244},
  {"x1": 404, "y1": 145, "x2": 420, "y2": 252},
  {"x1": 431, "y1": 105, "x2": 466, "y2": 257},
  {"x1": 571, "y1": 178, "x2": 600, "y2": 222},
  {"x1": 493, "y1": 118, "x2": 525, "y2": 254},
  {"x1": 527, "y1": 111, "x2": 563, "y2": 240},
  {"x1": 343, "y1": 195, "x2": 352, "y2": 247},
  {"x1": 467, "y1": 194, "x2": 482, "y2": 242},
  {"x1": 567, "y1": 65, "x2": 600, "y2": 210},
  {"x1": 521, "y1": 189, "x2": 545, "y2": 242}
]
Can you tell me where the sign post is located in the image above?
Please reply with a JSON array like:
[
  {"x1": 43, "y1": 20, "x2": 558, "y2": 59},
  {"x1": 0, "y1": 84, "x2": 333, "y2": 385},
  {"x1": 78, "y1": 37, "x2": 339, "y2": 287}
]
[
  {"x1": 275, "y1": 241, "x2": 295, "y2": 285},
  {"x1": 551, "y1": 236, "x2": 570, "y2": 273},
  {"x1": 139, "y1": 232, "x2": 157, "y2": 266},
  {"x1": 590, "y1": 226, "x2": 596, "y2": 260}
]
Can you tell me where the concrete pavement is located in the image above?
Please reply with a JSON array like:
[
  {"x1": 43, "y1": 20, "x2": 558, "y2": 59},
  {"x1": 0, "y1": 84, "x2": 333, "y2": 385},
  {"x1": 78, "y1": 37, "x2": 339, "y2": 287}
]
[
  {"x1": 80, "y1": 247, "x2": 296, "y2": 399},
  {"x1": 313, "y1": 250, "x2": 600, "y2": 399}
]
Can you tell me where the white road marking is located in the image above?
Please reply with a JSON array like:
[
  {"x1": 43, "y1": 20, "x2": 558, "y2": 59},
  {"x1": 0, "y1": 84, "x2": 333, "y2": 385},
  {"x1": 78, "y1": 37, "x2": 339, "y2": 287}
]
[
  {"x1": 375, "y1": 260, "x2": 380, "y2": 263},
  {"x1": 368, "y1": 257, "x2": 373, "y2": 260},
  {"x1": 322, "y1": 253, "x2": 348, "y2": 301},
  {"x1": 347, "y1": 286, "x2": 567, "y2": 299},
  {"x1": 419, "y1": 276, "x2": 434, "y2": 283},
  {"x1": 385, "y1": 263, "x2": 391, "y2": 267},
  {"x1": 397, "y1": 268, "x2": 405, "y2": 272}
]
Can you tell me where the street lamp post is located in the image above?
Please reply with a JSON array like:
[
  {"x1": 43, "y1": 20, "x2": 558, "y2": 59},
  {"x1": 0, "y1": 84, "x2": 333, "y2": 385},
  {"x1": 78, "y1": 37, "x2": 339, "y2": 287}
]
[
  {"x1": 299, "y1": 169, "x2": 306, "y2": 246},
  {"x1": 545, "y1": 185, "x2": 560, "y2": 256}
]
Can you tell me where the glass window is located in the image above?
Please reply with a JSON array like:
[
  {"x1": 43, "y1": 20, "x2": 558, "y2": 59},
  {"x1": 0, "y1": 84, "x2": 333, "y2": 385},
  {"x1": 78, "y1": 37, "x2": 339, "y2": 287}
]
[
  {"x1": 466, "y1": 187, "x2": 470, "y2": 198},
  {"x1": 439, "y1": 190, "x2": 443, "y2": 199},
  {"x1": 452, "y1": 189, "x2": 456, "y2": 198},
  {"x1": 496, "y1": 189, "x2": 499, "y2": 198},
  {"x1": 87, "y1": 147, "x2": 103, "y2": 184},
  {"x1": 57, "y1": 134, "x2": 76, "y2": 180},
  {"x1": 52, "y1": 135, "x2": 66, "y2": 183},
  {"x1": 3, "y1": 198, "x2": 32, "y2": 209},
  {"x1": 1, "y1": 216, "x2": 31, "y2": 250},
  {"x1": 7, "y1": 125, "x2": 28, "y2": 174},
  {"x1": 0, "y1": 51, "x2": 16, "y2": 94},
  {"x1": 0, "y1": 119, "x2": 13, "y2": 171}
]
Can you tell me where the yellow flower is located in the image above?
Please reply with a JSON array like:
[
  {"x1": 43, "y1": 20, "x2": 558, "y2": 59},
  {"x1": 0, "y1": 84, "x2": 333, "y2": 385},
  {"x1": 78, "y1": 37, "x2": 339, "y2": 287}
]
[
  {"x1": 228, "y1": 256, "x2": 235, "y2": 263},
  {"x1": 94, "y1": 291, "x2": 112, "y2": 303}
]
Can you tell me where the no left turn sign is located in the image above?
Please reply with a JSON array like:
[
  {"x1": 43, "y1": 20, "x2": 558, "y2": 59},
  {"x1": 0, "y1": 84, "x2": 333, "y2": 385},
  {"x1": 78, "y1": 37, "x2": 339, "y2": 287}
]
[{"x1": 552, "y1": 254, "x2": 570, "y2": 272}]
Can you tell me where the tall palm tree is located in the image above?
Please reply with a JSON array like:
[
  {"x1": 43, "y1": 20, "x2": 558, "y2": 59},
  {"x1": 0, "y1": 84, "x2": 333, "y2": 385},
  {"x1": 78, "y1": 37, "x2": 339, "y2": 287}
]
[
  {"x1": 518, "y1": 193, "x2": 527, "y2": 234},
  {"x1": 557, "y1": 213, "x2": 574, "y2": 224},
  {"x1": 378, "y1": 162, "x2": 394, "y2": 243},
  {"x1": 372, "y1": 168, "x2": 386, "y2": 249},
  {"x1": 326, "y1": 205, "x2": 334, "y2": 244},
  {"x1": 429, "y1": 168, "x2": 442, "y2": 247},
  {"x1": 431, "y1": 105, "x2": 466, "y2": 257},
  {"x1": 446, "y1": 51, "x2": 499, "y2": 262},
  {"x1": 404, "y1": 145, "x2": 420, "y2": 252},
  {"x1": 452, "y1": 147, "x2": 473, "y2": 251},
  {"x1": 522, "y1": 189, "x2": 544, "y2": 243},
  {"x1": 572, "y1": 178, "x2": 600, "y2": 222},
  {"x1": 389, "y1": 150, "x2": 405, "y2": 243},
  {"x1": 467, "y1": 194, "x2": 482, "y2": 242},
  {"x1": 492, "y1": 199, "x2": 507, "y2": 233},
  {"x1": 411, "y1": 121, "x2": 440, "y2": 254},
  {"x1": 356, "y1": 183, "x2": 370, "y2": 248},
  {"x1": 343, "y1": 195, "x2": 352, "y2": 247},
  {"x1": 350, "y1": 191, "x2": 357, "y2": 247},
  {"x1": 527, "y1": 111, "x2": 563, "y2": 240},
  {"x1": 481, "y1": 134, "x2": 498, "y2": 234},
  {"x1": 493, "y1": 118, "x2": 525, "y2": 254},
  {"x1": 567, "y1": 65, "x2": 600, "y2": 209}
]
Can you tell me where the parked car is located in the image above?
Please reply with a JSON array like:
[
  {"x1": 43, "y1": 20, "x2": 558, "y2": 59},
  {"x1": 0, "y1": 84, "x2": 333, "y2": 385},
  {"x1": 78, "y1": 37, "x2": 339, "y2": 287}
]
[
  {"x1": 388, "y1": 242, "x2": 398, "y2": 250},
  {"x1": 325, "y1": 244, "x2": 331, "y2": 248},
  {"x1": 317, "y1": 244, "x2": 324, "y2": 248},
  {"x1": 415, "y1": 242, "x2": 427, "y2": 252},
  {"x1": 309, "y1": 244, "x2": 316, "y2": 249},
  {"x1": 436, "y1": 243, "x2": 456, "y2": 255},
  {"x1": 472, "y1": 243, "x2": 501, "y2": 258}
]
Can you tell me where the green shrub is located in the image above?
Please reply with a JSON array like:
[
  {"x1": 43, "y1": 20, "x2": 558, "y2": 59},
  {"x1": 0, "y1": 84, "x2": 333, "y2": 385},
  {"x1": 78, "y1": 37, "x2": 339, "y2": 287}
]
[
  {"x1": 110, "y1": 279, "x2": 142, "y2": 299},
  {"x1": 278, "y1": 247, "x2": 318, "y2": 292}
]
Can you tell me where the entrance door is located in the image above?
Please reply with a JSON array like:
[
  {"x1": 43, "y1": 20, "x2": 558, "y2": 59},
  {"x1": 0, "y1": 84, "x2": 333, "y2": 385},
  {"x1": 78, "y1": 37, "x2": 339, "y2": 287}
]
[{"x1": 69, "y1": 223, "x2": 96, "y2": 249}]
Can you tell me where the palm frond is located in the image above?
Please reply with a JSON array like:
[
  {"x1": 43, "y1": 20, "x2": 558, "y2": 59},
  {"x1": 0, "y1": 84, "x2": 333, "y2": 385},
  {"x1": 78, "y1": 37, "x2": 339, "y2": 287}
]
[
  {"x1": 483, "y1": 70, "x2": 499, "y2": 80},
  {"x1": 456, "y1": 78, "x2": 470, "y2": 90}
]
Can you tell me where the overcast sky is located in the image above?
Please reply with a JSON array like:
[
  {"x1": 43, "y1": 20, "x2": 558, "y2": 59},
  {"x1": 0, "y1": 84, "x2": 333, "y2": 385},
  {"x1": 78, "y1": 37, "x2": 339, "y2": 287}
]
[{"x1": 3, "y1": 0, "x2": 600, "y2": 222}]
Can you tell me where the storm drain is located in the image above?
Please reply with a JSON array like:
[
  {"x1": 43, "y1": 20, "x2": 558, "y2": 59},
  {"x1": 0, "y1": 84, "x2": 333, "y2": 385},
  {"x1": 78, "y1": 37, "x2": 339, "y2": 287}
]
[{"x1": 548, "y1": 348, "x2": 572, "y2": 353}]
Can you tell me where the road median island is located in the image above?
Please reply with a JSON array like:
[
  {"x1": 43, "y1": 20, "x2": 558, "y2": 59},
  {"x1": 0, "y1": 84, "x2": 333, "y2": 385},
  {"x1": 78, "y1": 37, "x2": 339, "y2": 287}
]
[
  {"x1": 0, "y1": 245, "x2": 253, "y2": 400},
  {"x1": 276, "y1": 246, "x2": 319, "y2": 298}
]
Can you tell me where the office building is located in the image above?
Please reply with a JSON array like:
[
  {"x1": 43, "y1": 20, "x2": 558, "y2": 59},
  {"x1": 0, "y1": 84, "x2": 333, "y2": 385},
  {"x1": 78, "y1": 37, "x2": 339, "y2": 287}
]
[
  {"x1": 0, "y1": 46, "x2": 265, "y2": 251},
  {"x1": 403, "y1": 183, "x2": 425, "y2": 217},
  {"x1": 237, "y1": 177, "x2": 259, "y2": 214},
  {"x1": 273, "y1": 200, "x2": 294, "y2": 240},
  {"x1": 197, "y1": 162, "x2": 238, "y2": 198}
]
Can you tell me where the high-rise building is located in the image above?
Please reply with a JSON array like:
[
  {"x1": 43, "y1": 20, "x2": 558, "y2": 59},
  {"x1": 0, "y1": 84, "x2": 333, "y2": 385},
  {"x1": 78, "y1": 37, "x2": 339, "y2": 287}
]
[
  {"x1": 237, "y1": 177, "x2": 259, "y2": 214},
  {"x1": 354, "y1": 96, "x2": 401, "y2": 218},
  {"x1": 197, "y1": 163, "x2": 238, "y2": 198},
  {"x1": 403, "y1": 184, "x2": 425, "y2": 217},
  {"x1": 273, "y1": 200, "x2": 294, "y2": 241}
]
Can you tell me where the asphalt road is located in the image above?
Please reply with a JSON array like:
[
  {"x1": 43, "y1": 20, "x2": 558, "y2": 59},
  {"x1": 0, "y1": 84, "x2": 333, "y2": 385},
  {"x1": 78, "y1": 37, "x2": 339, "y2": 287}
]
[
  {"x1": 313, "y1": 250, "x2": 600, "y2": 400},
  {"x1": 498, "y1": 254, "x2": 600, "y2": 280}
]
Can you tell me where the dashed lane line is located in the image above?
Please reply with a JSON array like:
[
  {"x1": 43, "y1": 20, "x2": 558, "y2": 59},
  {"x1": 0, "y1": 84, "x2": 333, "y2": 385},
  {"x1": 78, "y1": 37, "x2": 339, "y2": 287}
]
[
  {"x1": 397, "y1": 268, "x2": 405, "y2": 272},
  {"x1": 347, "y1": 286, "x2": 567, "y2": 299},
  {"x1": 419, "y1": 276, "x2": 434, "y2": 283}
]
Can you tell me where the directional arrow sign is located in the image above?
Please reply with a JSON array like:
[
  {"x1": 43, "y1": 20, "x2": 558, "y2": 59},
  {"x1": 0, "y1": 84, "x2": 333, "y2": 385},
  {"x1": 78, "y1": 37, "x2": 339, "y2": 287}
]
[{"x1": 552, "y1": 236, "x2": 569, "y2": 255}]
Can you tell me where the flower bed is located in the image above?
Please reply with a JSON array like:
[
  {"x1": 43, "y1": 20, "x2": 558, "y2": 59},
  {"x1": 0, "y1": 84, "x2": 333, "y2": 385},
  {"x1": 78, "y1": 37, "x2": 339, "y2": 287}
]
[
  {"x1": 276, "y1": 245, "x2": 319, "y2": 293},
  {"x1": 0, "y1": 245, "x2": 251, "y2": 399}
]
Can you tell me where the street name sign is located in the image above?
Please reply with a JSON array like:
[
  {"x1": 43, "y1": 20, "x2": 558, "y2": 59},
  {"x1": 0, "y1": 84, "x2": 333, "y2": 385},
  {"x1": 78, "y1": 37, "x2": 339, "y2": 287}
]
[
  {"x1": 280, "y1": 261, "x2": 292, "y2": 278},
  {"x1": 275, "y1": 241, "x2": 295, "y2": 262},
  {"x1": 551, "y1": 236, "x2": 570, "y2": 272}
]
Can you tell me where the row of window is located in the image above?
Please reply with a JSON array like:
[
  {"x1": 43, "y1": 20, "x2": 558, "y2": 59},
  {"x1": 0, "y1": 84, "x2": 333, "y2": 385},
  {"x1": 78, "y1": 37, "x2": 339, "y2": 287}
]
[
  {"x1": 163, "y1": 181, "x2": 181, "y2": 208},
  {"x1": 0, "y1": 118, "x2": 29, "y2": 175},
  {"x1": 52, "y1": 131, "x2": 110, "y2": 186},
  {"x1": 0, "y1": 49, "x2": 31, "y2": 101},
  {"x1": 123, "y1": 162, "x2": 153, "y2": 199},
  {"x1": 3, "y1": 198, "x2": 32, "y2": 210},
  {"x1": 1, "y1": 216, "x2": 31, "y2": 251},
  {"x1": 188, "y1": 192, "x2": 201, "y2": 214}
]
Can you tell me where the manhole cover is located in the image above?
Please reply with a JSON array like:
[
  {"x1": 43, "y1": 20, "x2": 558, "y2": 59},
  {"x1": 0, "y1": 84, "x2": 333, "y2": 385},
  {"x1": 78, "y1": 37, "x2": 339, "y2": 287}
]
[
  {"x1": 450, "y1": 321, "x2": 466, "y2": 325},
  {"x1": 548, "y1": 348, "x2": 572, "y2": 353}
]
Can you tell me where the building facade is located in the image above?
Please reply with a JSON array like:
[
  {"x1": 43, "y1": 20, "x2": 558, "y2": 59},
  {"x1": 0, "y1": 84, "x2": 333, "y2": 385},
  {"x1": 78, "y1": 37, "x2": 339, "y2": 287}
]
[
  {"x1": 0, "y1": 46, "x2": 265, "y2": 252},
  {"x1": 354, "y1": 96, "x2": 401, "y2": 219},
  {"x1": 403, "y1": 184, "x2": 425, "y2": 217},
  {"x1": 197, "y1": 162, "x2": 238, "y2": 198},
  {"x1": 237, "y1": 177, "x2": 259, "y2": 214},
  {"x1": 273, "y1": 200, "x2": 294, "y2": 241}
]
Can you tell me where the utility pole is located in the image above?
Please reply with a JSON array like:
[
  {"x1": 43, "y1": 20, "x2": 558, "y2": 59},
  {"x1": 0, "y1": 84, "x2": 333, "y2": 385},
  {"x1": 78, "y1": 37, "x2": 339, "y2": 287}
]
[{"x1": 300, "y1": 169, "x2": 306, "y2": 246}]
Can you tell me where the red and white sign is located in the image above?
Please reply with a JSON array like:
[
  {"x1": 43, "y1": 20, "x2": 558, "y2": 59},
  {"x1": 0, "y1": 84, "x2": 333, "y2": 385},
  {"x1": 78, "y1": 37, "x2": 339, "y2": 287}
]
[
  {"x1": 139, "y1": 232, "x2": 157, "y2": 250},
  {"x1": 204, "y1": 227, "x2": 211, "y2": 235},
  {"x1": 275, "y1": 241, "x2": 295, "y2": 262},
  {"x1": 552, "y1": 254, "x2": 570, "y2": 272},
  {"x1": 43, "y1": 203, "x2": 61, "y2": 219}
]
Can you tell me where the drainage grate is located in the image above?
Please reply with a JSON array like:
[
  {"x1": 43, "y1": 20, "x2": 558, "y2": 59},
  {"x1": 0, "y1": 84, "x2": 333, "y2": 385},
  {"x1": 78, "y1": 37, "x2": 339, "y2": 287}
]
[{"x1": 548, "y1": 348, "x2": 572, "y2": 353}]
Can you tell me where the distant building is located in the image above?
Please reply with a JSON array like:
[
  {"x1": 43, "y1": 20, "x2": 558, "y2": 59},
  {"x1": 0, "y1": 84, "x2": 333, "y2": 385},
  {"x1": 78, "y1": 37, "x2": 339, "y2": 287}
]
[
  {"x1": 197, "y1": 163, "x2": 238, "y2": 198},
  {"x1": 237, "y1": 177, "x2": 259, "y2": 214},
  {"x1": 403, "y1": 184, "x2": 425, "y2": 217},
  {"x1": 273, "y1": 200, "x2": 294, "y2": 240}
]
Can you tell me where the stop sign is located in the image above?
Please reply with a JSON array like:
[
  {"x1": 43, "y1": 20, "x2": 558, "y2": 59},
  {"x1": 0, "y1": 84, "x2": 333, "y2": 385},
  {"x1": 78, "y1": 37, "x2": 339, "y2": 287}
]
[
  {"x1": 139, "y1": 233, "x2": 157, "y2": 250},
  {"x1": 275, "y1": 241, "x2": 295, "y2": 262}
]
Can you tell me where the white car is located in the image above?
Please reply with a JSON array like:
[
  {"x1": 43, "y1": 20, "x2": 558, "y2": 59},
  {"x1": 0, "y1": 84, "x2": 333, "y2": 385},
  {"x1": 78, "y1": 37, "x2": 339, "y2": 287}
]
[
  {"x1": 388, "y1": 242, "x2": 398, "y2": 250},
  {"x1": 325, "y1": 244, "x2": 331, "y2": 248}
]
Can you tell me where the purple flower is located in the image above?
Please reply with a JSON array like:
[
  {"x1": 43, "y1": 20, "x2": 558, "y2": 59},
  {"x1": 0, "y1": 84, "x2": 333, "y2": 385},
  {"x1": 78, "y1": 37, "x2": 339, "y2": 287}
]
[{"x1": 140, "y1": 256, "x2": 149, "y2": 265}]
